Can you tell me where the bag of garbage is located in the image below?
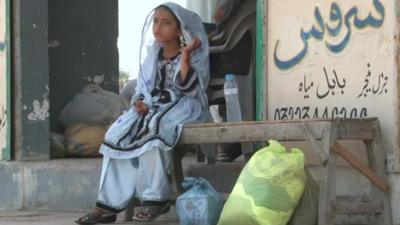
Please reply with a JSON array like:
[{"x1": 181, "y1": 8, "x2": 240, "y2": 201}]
[
  {"x1": 288, "y1": 169, "x2": 318, "y2": 225},
  {"x1": 58, "y1": 84, "x2": 128, "y2": 129},
  {"x1": 64, "y1": 123, "x2": 107, "y2": 157},
  {"x1": 176, "y1": 177, "x2": 224, "y2": 225},
  {"x1": 217, "y1": 140, "x2": 306, "y2": 225}
]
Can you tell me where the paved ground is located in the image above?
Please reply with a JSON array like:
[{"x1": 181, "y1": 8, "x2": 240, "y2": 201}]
[{"x1": 0, "y1": 208, "x2": 180, "y2": 225}]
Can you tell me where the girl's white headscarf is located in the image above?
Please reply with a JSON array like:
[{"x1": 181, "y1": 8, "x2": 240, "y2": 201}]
[{"x1": 134, "y1": 2, "x2": 210, "y2": 115}]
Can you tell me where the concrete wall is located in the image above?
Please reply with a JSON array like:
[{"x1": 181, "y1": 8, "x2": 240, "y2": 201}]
[
  {"x1": 48, "y1": 0, "x2": 119, "y2": 133},
  {"x1": 13, "y1": 0, "x2": 50, "y2": 160},
  {"x1": 266, "y1": 0, "x2": 400, "y2": 223},
  {"x1": 11, "y1": 0, "x2": 119, "y2": 159},
  {"x1": 0, "y1": 159, "x2": 101, "y2": 210}
]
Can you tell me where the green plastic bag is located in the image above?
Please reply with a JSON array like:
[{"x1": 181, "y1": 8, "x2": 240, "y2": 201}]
[{"x1": 217, "y1": 140, "x2": 306, "y2": 225}]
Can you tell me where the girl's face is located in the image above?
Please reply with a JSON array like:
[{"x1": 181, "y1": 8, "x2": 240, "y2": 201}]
[{"x1": 152, "y1": 7, "x2": 180, "y2": 45}]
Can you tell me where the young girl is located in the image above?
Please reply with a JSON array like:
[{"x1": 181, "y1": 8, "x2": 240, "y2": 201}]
[{"x1": 76, "y1": 2, "x2": 209, "y2": 224}]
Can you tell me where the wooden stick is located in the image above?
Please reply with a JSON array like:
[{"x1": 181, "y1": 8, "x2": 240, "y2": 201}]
[{"x1": 331, "y1": 142, "x2": 389, "y2": 193}]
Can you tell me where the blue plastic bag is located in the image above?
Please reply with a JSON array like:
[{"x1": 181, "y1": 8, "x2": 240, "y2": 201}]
[{"x1": 176, "y1": 177, "x2": 224, "y2": 225}]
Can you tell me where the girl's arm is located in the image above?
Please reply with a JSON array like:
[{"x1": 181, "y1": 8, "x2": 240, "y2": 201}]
[
  {"x1": 129, "y1": 53, "x2": 155, "y2": 113},
  {"x1": 176, "y1": 37, "x2": 202, "y2": 96},
  {"x1": 180, "y1": 37, "x2": 201, "y2": 81}
]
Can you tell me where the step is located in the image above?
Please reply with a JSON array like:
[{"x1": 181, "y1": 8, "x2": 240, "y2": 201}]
[{"x1": 0, "y1": 154, "x2": 244, "y2": 211}]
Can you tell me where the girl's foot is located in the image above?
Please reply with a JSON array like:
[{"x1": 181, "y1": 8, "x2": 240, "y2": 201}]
[
  {"x1": 75, "y1": 207, "x2": 116, "y2": 225},
  {"x1": 132, "y1": 200, "x2": 171, "y2": 222}
]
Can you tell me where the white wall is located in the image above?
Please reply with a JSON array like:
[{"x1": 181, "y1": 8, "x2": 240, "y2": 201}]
[
  {"x1": 0, "y1": 0, "x2": 8, "y2": 159},
  {"x1": 267, "y1": 0, "x2": 397, "y2": 165},
  {"x1": 267, "y1": 0, "x2": 400, "y2": 223}
]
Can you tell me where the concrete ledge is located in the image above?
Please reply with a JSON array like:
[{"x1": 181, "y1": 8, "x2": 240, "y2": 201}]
[
  {"x1": 0, "y1": 159, "x2": 102, "y2": 210},
  {"x1": 0, "y1": 156, "x2": 374, "y2": 216},
  {"x1": 0, "y1": 156, "x2": 242, "y2": 211},
  {"x1": 0, "y1": 163, "x2": 22, "y2": 209}
]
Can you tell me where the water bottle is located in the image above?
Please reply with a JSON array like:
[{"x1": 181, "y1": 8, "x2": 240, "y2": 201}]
[{"x1": 224, "y1": 74, "x2": 242, "y2": 122}]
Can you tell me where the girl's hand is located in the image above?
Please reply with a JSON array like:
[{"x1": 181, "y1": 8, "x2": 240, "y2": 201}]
[
  {"x1": 181, "y1": 37, "x2": 201, "y2": 80},
  {"x1": 134, "y1": 100, "x2": 149, "y2": 117}
]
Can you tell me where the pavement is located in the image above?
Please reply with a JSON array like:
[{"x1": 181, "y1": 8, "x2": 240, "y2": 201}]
[{"x1": 0, "y1": 208, "x2": 180, "y2": 225}]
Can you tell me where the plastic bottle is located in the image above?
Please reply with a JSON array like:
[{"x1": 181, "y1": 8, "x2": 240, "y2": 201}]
[{"x1": 224, "y1": 74, "x2": 242, "y2": 122}]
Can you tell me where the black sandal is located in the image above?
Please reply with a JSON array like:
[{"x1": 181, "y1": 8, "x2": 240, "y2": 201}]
[
  {"x1": 75, "y1": 211, "x2": 116, "y2": 225},
  {"x1": 132, "y1": 200, "x2": 171, "y2": 222}
]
